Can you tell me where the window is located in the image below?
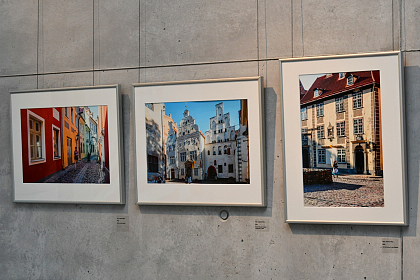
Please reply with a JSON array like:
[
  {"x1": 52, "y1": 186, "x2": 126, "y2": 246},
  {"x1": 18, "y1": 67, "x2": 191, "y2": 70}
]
[
  {"x1": 170, "y1": 156, "x2": 175, "y2": 164},
  {"x1": 224, "y1": 146, "x2": 227, "y2": 154},
  {"x1": 327, "y1": 127, "x2": 334, "y2": 138},
  {"x1": 228, "y1": 164, "x2": 233, "y2": 173},
  {"x1": 218, "y1": 146, "x2": 222, "y2": 155},
  {"x1": 180, "y1": 152, "x2": 186, "y2": 162},
  {"x1": 352, "y1": 92, "x2": 362, "y2": 109},
  {"x1": 29, "y1": 116, "x2": 43, "y2": 161},
  {"x1": 213, "y1": 147, "x2": 216, "y2": 155},
  {"x1": 189, "y1": 151, "x2": 197, "y2": 161},
  {"x1": 218, "y1": 165, "x2": 223, "y2": 173},
  {"x1": 302, "y1": 128, "x2": 308, "y2": 145},
  {"x1": 337, "y1": 122, "x2": 345, "y2": 137},
  {"x1": 194, "y1": 168, "x2": 198, "y2": 176},
  {"x1": 71, "y1": 108, "x2": 74, "y2": 124},
  {"x1": 53, "y1": 127, "x2": 60, "y2": 159},
  {"x1": 145, "y1": 103, "x2": 153, "y2": 110},
  {"x1": 347, "y1": 75, "x2": 354, "y2": 86},
  {"x1": 208, "y1": 150, "x2": 210, "y2": 155},
  {"x1": 301, "y1": 107, "x2": 307, "y2": 120},
  {"x1": 64, "y1": 108, "x2": 69, "y2": 118},
  {"x1": 339, "y1": 72, "x2": 345, "y2": 79},
  {"x1": 337, "y1": 149, "x2": 346, "y2": 163},
  {"x1": 336, "y1": 97, "x2": 344, "y2": 112},
  {"x1": 354, "y1": 118, "x2": 363, "y2": 134},
  {"x1": 318, "y1": 149, "x2": 326, "y2": 164},
  {"x1": 181, "y1": 168, "x2": 184, "y2": 176},
  {"x1": 316, "y1": 103, "x2": 324, "y2": 117},
  {"x1": 317, "y1": 125, "x2": 324, "y2": 139},
  {"x1": 147, "y1": 155, "x2": 158, "y2": 173},
  {"x1": 314, "y1": 89, "x2": 321, "y2": 97}
]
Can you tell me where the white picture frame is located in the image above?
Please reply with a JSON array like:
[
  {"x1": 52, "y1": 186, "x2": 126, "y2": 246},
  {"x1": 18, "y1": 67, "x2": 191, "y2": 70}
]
[
  {"x1": 134, "y1": 77, "x2": 265, "y2": 206},
  {"x1": 281, "y1": 51, "x2": 407, "y2": 225},
  {"x1": 10, "y1": 85, "x2": 124, "y2": 204}
]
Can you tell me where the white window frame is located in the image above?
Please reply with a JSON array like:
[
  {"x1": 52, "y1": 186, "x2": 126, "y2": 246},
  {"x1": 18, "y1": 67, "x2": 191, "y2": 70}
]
[
  {"x1": 339, "y1": 72, "x2": 345, "y2": 79},
  {"x1": 353, "y1": 91, "x2": 363, "y2": 109},
  {"x1": 189, "y1": 151, "x2": 197, "y2": 161},
  {"x1": 314, "y1": 89, "x2": 320, "y2": 97},
  {"x1": 180, "y1": 152, "x2": 186, "y2": 162},
  {"x1": 27, "y1": 110, "x2": 46, "y2": 165},
  {"x1": 194, "y1": 168, "x2": 198, "y2": 176},
  {"x1": 347, "y1": 75, "x2": 354, "y2": 86},
  {"x1": 52, "y1": 124, "x2": 61, "y2": 160},
  {"x1": 170, "y1": 156, "x2": 175, "y2": 164},
  {"x1": 301, "y1": 107, "x2": 307, "y2": 120},
  {"x1": 316, "y1": 103, "x2": 324, "y2": 117},
  {"x1": 337, "y1": 121, "x2": 345, "y2": 137},
  {"x1": 318, "y1": 149, "x2": 326, "y2": 164},
  {"x1": 317, "y1": 125, "x2": 324, "y2": 139},
  {"x1": 336, "y1": 97, "x2": 344, "y2": 112},
  {"x1": 354, "y1": 118, "x2": 363, "y2": 135},
  {"x1": 337, "y1": 149, "x2": 346, "y2": 163}
]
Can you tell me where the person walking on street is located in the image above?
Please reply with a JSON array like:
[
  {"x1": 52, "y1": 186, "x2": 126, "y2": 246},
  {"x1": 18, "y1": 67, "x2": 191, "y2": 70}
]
[
  {"x1": 332, "y1": 160, "x2": 339, "y2": 178},
  {"x1": 74, "y1": 148, "x2": 79, "y2": 170}
]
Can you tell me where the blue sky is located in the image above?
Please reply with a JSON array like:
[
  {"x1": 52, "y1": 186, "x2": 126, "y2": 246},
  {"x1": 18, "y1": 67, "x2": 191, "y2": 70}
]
[
  {"x1": 163, "y1": 100, "x2": 242, "y2": 133},
  {"x1": 87, "y1": 106, "x2": 99, "y2": 120}
]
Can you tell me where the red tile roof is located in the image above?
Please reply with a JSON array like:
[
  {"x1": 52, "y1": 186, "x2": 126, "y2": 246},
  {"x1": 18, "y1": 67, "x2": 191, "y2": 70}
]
[{"x1": 300, "y1": 70, "x2": 380, "y2": 105}]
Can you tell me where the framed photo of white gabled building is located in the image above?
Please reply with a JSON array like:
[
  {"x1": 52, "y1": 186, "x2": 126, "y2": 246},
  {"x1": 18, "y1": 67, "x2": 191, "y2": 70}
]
[
  {"x1": 133, "y1": 77, "x2": 265, "y2": 206},
  {"x1": 10, "y1": 85, "x2": 124, "y2": 204},
  {"x1": 281, "y1": 51, "x2": 407, "y2": 225}
]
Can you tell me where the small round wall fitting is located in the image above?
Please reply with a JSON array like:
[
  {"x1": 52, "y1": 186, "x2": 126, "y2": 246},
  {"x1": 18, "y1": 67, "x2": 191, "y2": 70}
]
[{"x1": 220, "y1": 210, "x2": 229, "y2": 220}]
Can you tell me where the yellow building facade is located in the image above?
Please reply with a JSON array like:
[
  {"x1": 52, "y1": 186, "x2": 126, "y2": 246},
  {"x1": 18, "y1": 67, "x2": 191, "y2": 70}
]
[{"x1": 301, "y1": 71, "x2": 382, "y2": 175}]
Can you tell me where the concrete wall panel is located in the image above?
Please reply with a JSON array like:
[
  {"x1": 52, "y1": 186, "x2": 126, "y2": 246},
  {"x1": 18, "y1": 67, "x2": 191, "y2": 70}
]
[
  {"x1": 0, "y1": 1, "x2": 38, "y2": 76},
  {"x1": 296, "y1": 0, "x2": 395, "y2": 56},
  {"x1": 403, "y1": 0, "x2": 420, "y2": 51},
  {"x1": 1, "y1": 0, "x2": 419, "y2": 279},
  {"x1": 258, "y1": 0, "x2": 293, "y2": 59},
  {"x1": 38, "y1": 0, "x2": 93, "y2": 73},
  {"x1": 94, "y1": 0, "x2": 140, "y2": 70},
  {"x1": 140, "y1": 0, "x2": 258, "y2": 66},
  {"x1": 140, "y1": 62, "x2": 258, "y2": 83},
  {"x1": 402, "y1": 51, "x2": 420, "y2": 279}
]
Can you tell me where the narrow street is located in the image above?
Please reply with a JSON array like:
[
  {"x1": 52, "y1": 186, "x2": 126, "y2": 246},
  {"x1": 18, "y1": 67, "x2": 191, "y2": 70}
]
[{"x1": 44, "y1": 158, "x2": 109, "y2": 184}]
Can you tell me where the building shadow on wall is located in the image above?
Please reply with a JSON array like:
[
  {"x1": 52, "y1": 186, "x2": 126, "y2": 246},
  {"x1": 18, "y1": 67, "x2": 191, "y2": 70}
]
[{"x1": 138, "y1": 87, "x2": 278, "y2": 219}]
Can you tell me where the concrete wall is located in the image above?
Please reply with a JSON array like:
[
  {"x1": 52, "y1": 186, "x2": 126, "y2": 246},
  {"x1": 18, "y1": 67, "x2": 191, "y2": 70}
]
[{"x1": 0, "y1": 0, "x2": 419, "y2": 279}]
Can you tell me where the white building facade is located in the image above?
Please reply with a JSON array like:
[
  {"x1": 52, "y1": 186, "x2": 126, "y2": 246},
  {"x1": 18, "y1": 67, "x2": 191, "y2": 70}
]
[{"x1": 204, "y1": 102, "x2": 237, "y2": 180}]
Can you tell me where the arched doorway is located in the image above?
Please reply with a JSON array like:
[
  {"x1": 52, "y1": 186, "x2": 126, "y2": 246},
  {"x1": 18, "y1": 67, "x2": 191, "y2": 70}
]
[
  {"x1": 207, "y1": 166, "x2": 217, "y2": 180},
  {"x1": 355, "y1": 145, "x2": 364, "y2": 174},
  {"x1": 302, "y1": 148, "x2": 310, "y2": 168}
]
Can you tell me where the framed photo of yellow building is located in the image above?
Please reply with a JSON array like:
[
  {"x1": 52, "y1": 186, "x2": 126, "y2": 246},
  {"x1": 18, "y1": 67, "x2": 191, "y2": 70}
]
[
  {"x1": 281, "y1": 51, "x2": 407, "y2": 225},
  {"x1": 133, "y1": 77, "x2": 265, "y2": 206},
  {"x1": 10, "y1": 85, "x2": 124, "y2": 204}
]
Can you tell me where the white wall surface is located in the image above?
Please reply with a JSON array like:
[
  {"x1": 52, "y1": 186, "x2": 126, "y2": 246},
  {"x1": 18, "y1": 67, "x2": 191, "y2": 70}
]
[{"x1": 0, "y1": 0, "x2": 419, "y2": 279}]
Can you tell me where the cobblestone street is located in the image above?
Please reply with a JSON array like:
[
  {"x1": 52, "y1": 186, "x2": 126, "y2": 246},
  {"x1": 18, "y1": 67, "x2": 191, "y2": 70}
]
[
  {"x1": 44, "y1": 159, "x2": 109, "y2": 184},
  {"x1": 304, "y1": 175, "x2": 384, "y2": 207}
]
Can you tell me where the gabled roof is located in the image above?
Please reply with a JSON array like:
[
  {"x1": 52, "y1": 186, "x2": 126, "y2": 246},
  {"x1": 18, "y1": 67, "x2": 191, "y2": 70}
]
[{"x1": 300, "y1": 70, "x2": 380, "y2": 105}]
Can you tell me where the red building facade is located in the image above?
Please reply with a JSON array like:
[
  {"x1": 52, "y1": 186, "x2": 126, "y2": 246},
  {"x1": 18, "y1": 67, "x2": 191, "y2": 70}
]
[{"x1": 21, "y1": 108, "x2": 63, "y2": 183}]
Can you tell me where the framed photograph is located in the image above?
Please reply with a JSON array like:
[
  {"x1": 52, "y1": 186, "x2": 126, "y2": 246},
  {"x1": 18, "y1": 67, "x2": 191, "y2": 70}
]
[
  {"x1": 10, "y1": 85, "x2": 124, "y2": 204},
  {"x1": 281, "y1": 51, "x2": 407, "y2": 225},
  {"x1": 134, "y1": 77, "x2": 265, "y2": 206}
]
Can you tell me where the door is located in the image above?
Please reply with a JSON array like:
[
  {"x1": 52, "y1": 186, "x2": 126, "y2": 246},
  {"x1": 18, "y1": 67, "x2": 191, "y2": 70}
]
[
  {"x1": 67, "y1": 137, "x2": 72, "y2": 166},
  {"x1": 355, "y1": 146, "x2": 364, "y2": 174},
  {"x1": 170, "y1": 169, "x2": 175, "y2": 180},
  {"x1": 207, "y1": 166, "x2": 217, "y2": 180}
]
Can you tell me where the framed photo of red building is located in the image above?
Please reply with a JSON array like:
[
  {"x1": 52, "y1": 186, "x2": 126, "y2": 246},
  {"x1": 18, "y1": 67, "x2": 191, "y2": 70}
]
[
  {"x1": 281, "y1": 51, "x2": 407, "y2": 225},
  {"x1": 133, "y1": 77, "x2": 265, "y2": 206},
  {"x1": 10, "y1": 85, "x2": 124, "y2": 204}
]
